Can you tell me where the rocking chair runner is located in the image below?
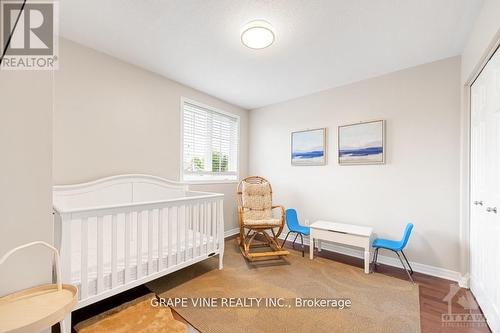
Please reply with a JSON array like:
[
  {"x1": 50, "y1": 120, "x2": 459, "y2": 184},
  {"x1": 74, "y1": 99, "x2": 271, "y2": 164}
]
[{"x1": 237, "y1": 176, "x2": 289, "y2": 260}]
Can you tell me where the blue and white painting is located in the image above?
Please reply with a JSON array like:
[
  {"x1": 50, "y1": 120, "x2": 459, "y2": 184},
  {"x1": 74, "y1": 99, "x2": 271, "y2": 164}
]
[
  {"x1": 291, "y1": 128, "x2": 326, "y2": 165},
  {"x1": 338, "y1": 120, "x2": 385, "y2": 165}
]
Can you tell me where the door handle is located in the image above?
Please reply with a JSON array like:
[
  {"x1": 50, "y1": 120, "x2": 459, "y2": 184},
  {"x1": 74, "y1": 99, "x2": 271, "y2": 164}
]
[
  {"x1": 473, "y1": 200, "x2": 483, "y2": 206},
  {"x1": 486, "y1": 207, "x2": 497, "y2": 214}
]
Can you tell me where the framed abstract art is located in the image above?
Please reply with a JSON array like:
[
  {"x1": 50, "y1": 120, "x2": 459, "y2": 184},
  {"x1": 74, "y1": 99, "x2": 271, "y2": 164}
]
[
  {"x1": 291, "y1": 128, "x2": 327, "y2": 166},
  {"x1": 338, "y1": 120, "x2": 385, "y2": 165}
]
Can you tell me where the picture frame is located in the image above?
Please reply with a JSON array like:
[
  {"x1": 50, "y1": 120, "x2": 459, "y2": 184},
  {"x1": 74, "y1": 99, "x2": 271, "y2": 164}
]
[
  {"x1": 338, "y1": 120, "x2": 385, "y2": 165},
  {"x1": 291, "y1": 128, "x2": 327, "y2": 166}
]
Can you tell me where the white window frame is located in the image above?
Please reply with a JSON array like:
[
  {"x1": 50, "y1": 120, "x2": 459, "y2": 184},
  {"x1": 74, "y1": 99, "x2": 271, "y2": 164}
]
[{"x1": 180, "y1": 97, "x2": 240, "y2": 184}]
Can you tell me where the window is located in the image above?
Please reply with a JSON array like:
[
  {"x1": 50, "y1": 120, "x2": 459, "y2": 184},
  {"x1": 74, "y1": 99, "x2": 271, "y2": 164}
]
[{"x1": 181, "y1": 98, "x2": 239, "y2": 182}]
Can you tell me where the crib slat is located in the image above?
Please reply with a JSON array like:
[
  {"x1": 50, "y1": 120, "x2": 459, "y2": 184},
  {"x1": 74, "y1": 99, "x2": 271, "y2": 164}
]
[
  {"x1": 190, "y1": 206, "x2": 193, "y2": 256},
  {"x1": 176, "y1": 206, "x2": 181, "y2": 264},
  {"x1": 207, "y1": 202, "x2": 211, "y2": 253},
  {"x1": 203, "y1": 202, "x2": 208, "y2": 256},
  {"x1": 197, "y1": 203, "x2": 202, "y2": 257},
  {"x1": 199, "y1": 203, "x2": 203, "y2": 256},
  {"x1": 124, "y1": 212, "x2": 131, "y2": 284},
  {"x1": 167, "y1": 207, "x2": 172, "y2": 268},
  {"x1": 60, "y1": 218, "x2": 72, "y2": 296},
  {"x1": 206, "y1": 201, "x2": 213, "y2": 253},
  {"x1": 219, "y1": 200, "x2": 224, "y2": 251},
  {"x1": 200, "y1": 202, "x2": 204, "y2": 256},
  {"x1": 184, "y1": 205, "x2": 189, "y2": 261},
  {"x1": 191, "y1": 205, "x2": 195, "y2": 258},
  {"x1": 137, "y1": 211, "x2": 143, "y2": 279},
  {"x1": 96, "y1": 216, "x2": 104, "y2": 294},
  {"x1": 80, "y1": 218, "x2": 88, "y2": 300},
  {"x1": 158, "y1": 208, "x2": 164, "y2": 271},
  {"x1": 123, "y1": 213, "x2": 131, "y2": 284},
  {"x1": 206, "y1": 202, "x2": 211, "y2": 253},
  {"x1": 192, "y1": 204, "x2": 198, "y2": 257},
  {"x1": 203, "y1": 202, "x2": 206, "y2": 256},
  {"x1": 210, "y1": 201, "x2": 216, "y2": 252},
  {"x1": 111, "y1": 214, "x2": 118, "y2": 288},
  {"x1": 147, "y1": 210, "x2": 153, "y2": 274},
  {"x1": 212, "y1": 203, "x2": 217, "y2": 251},
  {"x1": 216, "y1": 200, "x2": 221, "y2": 250}
]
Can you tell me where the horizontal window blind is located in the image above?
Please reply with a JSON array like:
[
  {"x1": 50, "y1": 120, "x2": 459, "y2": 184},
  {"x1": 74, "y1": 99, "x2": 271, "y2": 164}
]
[{"x1": 182, "y1": 100, "x2": 238, "y2": 181}]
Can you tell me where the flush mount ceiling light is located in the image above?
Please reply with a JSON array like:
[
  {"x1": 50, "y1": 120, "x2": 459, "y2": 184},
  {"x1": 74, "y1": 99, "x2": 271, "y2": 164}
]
[{"x1": 241, "y1": 20, "x2": 275, "y2": 49}]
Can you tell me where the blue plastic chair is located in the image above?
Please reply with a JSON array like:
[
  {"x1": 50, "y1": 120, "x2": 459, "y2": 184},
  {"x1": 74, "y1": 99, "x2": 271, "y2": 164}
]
[
  {"x1": 282, "y1": 209, "x2": 310, "y2": 257},
  {"x1": 372, "y1": 223, "x2": 414, "y2": 282}
]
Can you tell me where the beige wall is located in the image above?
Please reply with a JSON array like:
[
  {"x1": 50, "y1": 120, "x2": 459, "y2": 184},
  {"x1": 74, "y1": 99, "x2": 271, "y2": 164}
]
[
  {"x1": 0, "y1": 70, "x2": 53, "y2": 296},
  {"x1": 54, "y1": 39, "x2": 249, "y2": 231},
  {"x1": 249, "y1": 57, "x2": 462, "y2": 272}
]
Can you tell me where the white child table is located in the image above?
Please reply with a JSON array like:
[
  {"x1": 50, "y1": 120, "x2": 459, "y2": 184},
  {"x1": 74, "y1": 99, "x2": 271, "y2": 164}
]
[{"x1": 309, "y1": 220, "x2": 373, "y2": 273}]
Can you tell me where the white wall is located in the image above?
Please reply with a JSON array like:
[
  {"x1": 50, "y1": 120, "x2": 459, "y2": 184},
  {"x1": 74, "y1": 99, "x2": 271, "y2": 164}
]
[
  {"x1": 0, "y1": 70, "x2": 53, "y2": 296},
  {"x1": 249, "y1": 57, "x2": 461, "y2": 273},
  {"x1": 53, "y1": 39, "x2": 249, "y2": 231}
]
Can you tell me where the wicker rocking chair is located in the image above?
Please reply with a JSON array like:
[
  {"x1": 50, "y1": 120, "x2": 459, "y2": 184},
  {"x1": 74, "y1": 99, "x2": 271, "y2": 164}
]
[{"x1": 237, "y1": 176, "x2": 289, "y2": 260}]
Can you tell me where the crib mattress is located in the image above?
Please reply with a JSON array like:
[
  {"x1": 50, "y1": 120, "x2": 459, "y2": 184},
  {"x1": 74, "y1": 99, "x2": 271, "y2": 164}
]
[
  {"x1": 73, "y1": 233, "x2": 215, "y2": 300},
  {"x1": 69, "y1": 216, "x2": 216, "y2": 286}
]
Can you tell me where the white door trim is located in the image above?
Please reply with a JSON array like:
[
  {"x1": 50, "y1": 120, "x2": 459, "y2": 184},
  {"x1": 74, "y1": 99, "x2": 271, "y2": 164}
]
[{"x1": 459, "y1": 30, "x2": 500, "y2": 288}]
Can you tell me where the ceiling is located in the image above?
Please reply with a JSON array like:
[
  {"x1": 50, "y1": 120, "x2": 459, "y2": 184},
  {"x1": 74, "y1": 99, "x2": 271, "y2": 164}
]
[{"x1": 60, "y1": 0, "x2": 483, "y2": 109}]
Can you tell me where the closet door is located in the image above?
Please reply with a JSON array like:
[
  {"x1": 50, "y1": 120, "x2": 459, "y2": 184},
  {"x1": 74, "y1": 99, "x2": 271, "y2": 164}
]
[
  {"x1": 470, "y1": 69, "x2": 487, "y2": 300},
  {"x1": 470, "y1": 46, "x2": 500, "y2": 332}
]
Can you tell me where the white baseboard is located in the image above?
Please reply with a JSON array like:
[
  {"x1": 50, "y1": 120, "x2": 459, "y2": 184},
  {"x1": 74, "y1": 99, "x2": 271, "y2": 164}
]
[
  {"x1": 222, "y1": 227, "x2": 462, "y2": 283},
  {"x1": 458, "y1": 274, "x2": 470, "y2": 288},
  {"x1": 276, "y1": 233, "x2": 462, "y2": 283},
  {"x1": 224, "y1": 227, "x2": 240, "y2": 238}
]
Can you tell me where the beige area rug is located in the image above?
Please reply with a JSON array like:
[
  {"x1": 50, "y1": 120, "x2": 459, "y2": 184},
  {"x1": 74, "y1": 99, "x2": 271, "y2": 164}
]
[
  {"x1": 147, "y1": 240, "x2": 421, "y2": 333},
  {"x1": 74, "y1": 293, "x2": 187, "y2": 333}
]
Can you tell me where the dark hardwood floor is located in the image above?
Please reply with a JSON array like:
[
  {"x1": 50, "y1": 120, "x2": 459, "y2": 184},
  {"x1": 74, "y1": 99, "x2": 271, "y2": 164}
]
[{"x1": 69, "y1": 237, "x2": 492, "y2": 333}]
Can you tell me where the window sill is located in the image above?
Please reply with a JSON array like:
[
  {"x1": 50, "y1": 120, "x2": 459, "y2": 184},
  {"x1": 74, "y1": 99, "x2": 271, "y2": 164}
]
[{"x1": 183, "y1": 180, "x2": 239, "y2": 185}]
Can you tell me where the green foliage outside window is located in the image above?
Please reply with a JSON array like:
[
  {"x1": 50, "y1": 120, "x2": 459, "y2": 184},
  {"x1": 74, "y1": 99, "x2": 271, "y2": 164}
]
[
  {"x1": 212, "y1": 152, "x2": 228, "y2": 172},
  {"x1": 190, "y1": 152, "x2": 228, "y2": 172},
  {"x1": 191, "y1": 157, "x2": 204, "y2": 171}
]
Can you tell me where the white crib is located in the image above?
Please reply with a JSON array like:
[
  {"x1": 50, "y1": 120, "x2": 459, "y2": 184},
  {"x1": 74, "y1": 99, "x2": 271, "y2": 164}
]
[{"x1": 53, "y1": 174, "x2": 224, "y2": 331}]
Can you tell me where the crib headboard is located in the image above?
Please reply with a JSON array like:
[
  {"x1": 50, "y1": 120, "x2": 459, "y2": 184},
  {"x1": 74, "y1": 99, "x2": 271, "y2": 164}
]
[{"x1": 53, "y1": 174, "x2": 189, "y2": 213}]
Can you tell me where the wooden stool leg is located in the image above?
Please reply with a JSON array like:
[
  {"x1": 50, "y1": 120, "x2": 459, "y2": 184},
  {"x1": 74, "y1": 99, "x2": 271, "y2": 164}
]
[{"x1": 60, "y1": 314, "x2": 71, "y2": 333}]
